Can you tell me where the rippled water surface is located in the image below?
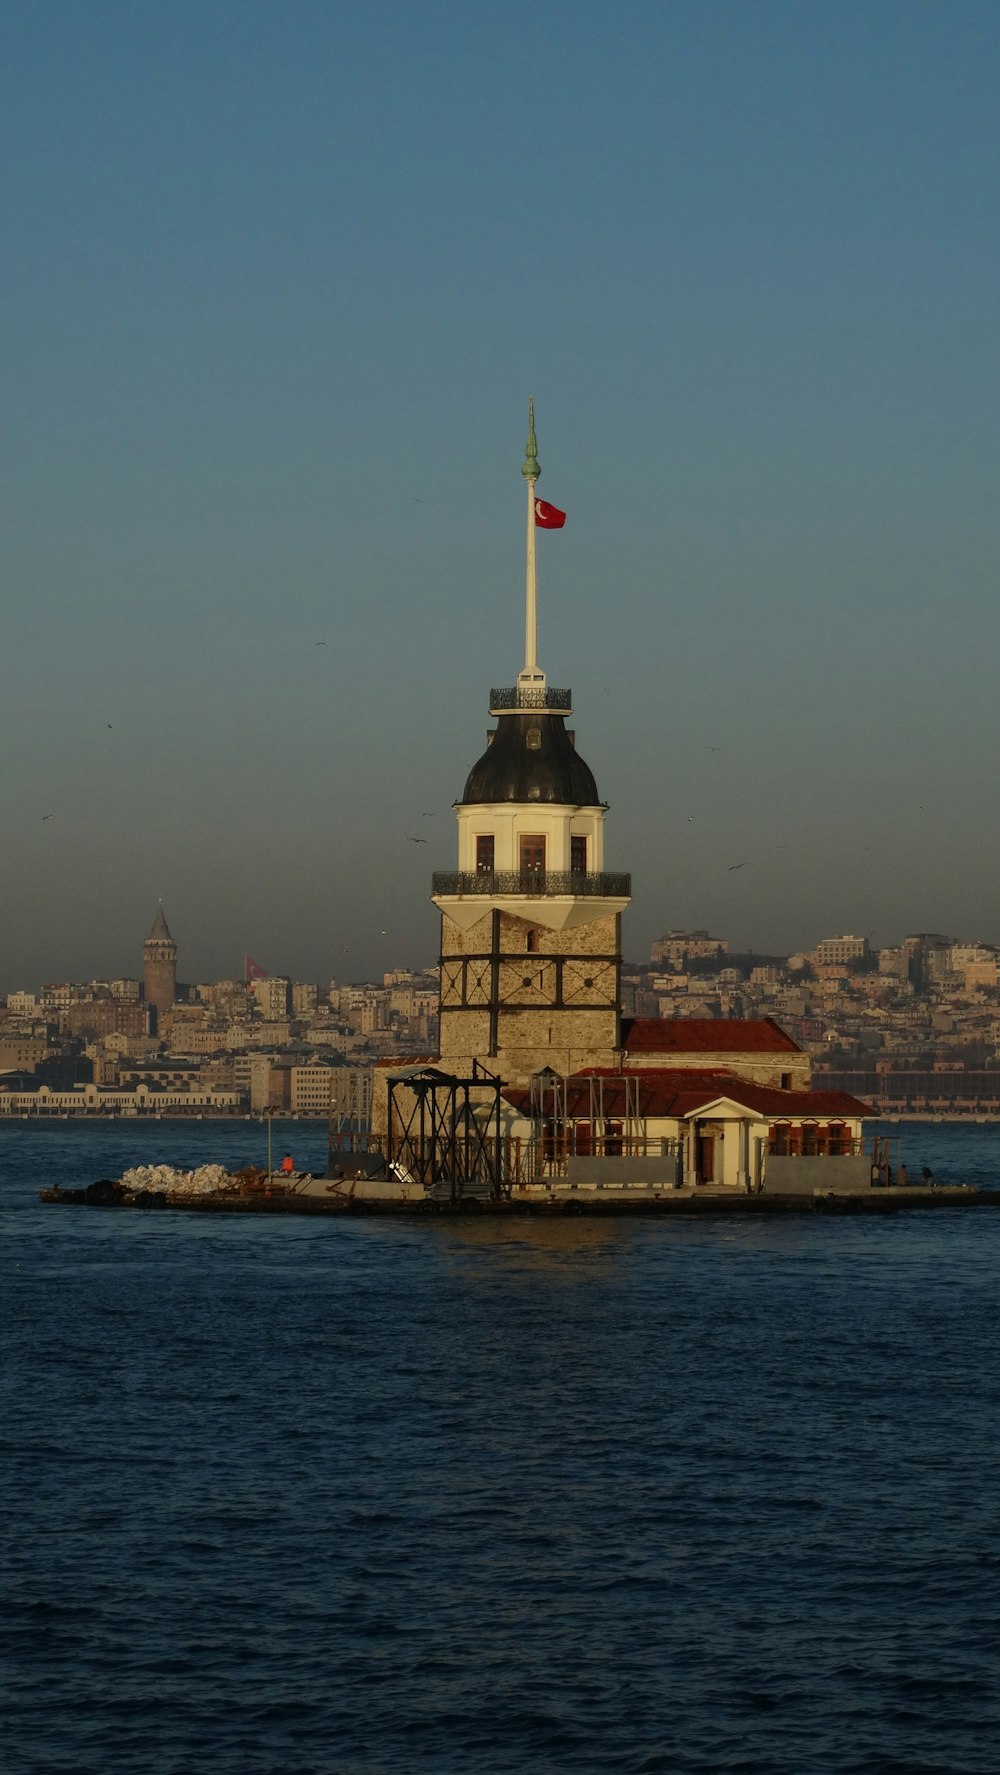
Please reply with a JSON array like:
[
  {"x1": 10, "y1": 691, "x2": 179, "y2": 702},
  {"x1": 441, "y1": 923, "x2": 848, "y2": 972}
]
[{"x1": 4, "y1": 1120, "x2": 1000, "y2": 1773}]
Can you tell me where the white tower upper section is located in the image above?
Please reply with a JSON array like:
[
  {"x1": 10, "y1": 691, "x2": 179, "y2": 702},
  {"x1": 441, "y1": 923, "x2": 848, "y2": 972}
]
[{"x1": 431, "y1": 403, "x2": 630, "y2": 936}]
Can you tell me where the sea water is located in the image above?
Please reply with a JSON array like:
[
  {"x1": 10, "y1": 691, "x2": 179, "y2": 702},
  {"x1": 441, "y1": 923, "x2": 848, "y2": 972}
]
[{"x1": 3, "y1": 1120, "x2": 1000, "y2": 1774}]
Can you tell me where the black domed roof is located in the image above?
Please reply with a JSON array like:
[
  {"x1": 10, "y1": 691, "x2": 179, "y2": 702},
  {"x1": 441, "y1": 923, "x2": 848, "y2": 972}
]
[{"x1": 461, "y1": 712, "x2": 601, "y2": 805}]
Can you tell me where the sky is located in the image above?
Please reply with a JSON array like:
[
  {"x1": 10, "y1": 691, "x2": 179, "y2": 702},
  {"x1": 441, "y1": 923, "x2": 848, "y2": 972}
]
[{"x1": 3, "y1": 0, "x2": 1000, "y2": 991}]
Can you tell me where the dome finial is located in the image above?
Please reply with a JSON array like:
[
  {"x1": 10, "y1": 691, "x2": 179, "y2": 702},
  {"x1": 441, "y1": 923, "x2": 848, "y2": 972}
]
[{"x1": 521, "y1": 396, "x2": 540, "y2": 482}]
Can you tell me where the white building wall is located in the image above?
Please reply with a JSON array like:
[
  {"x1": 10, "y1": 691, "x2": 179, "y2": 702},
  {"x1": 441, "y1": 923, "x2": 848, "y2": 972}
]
[{"x1": 456, "y1": 803, "x2": 606, "y2": 873}]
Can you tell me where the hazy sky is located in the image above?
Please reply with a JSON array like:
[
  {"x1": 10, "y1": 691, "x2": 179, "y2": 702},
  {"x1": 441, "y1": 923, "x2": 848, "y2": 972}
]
[{"x1": 3, "y1": 1, "x2": 1000, "y2": 991}]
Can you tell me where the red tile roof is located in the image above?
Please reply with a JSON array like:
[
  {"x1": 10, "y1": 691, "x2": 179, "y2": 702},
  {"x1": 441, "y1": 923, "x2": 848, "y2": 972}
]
[
  {"x1": 621, "y1": 1016, "x2": 802, "y2": 1055},
  {"x1": 504, "y1": 1066, "x2": 872, "y2": 1121}
]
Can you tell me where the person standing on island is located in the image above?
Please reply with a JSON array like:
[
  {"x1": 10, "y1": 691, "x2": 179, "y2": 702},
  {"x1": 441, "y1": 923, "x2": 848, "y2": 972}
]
[
  {"x1": 921, "y1": 1166, "x2": 934, "y2": 1188},
  {"x1": 281, "y1": 1153, "x2": 294, "y2": 1174},
  {"x1": 898, "y1": 1163, "x2": 908, "y2": 1189}
]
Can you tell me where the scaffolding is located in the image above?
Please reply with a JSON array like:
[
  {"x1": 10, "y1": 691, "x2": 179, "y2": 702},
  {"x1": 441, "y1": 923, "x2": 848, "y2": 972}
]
[
  {"x1": 386, "y1": 1062, "x2": 506, "y2": 1202},
  {"x1": 527, "y1": 1070, "x2": 646, "y2": 1170},
  {"x1": 327, "y1": 1069, "x2": 379, "y2": 1165}
]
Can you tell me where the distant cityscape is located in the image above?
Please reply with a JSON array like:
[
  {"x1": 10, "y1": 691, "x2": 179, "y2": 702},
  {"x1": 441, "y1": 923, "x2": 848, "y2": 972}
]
[
  {"x1": 630, "y1": 928, "x2": 1000, "y2": 1114},
  {"x1": 0, "y1": 906, "x2": 438, "y2": 1121},
  {"x1": 4, "y1": 912, "x2": 1000, "y2": 1117}
]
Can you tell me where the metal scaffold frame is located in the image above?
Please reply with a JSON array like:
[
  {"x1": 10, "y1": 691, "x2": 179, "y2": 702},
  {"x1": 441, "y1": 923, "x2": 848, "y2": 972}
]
[
  {"x1": 327, "y1": 1070, "x2": 379, "y2": 1165},
  {"x1": 386, "y1": 1062, "x2": 506, "y2": 1202},
  {"x1": 528, "y1": 1069, "x2": 645, "y2": 1164}
]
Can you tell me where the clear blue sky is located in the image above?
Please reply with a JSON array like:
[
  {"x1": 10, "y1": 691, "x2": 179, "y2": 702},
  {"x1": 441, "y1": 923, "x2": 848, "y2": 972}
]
[{"x1": 3, "y1": 0, "x2": 999, "y2": 989}]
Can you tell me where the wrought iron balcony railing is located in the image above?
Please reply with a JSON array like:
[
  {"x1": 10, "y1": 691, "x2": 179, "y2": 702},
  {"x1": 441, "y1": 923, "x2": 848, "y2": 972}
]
[
  {"x1": 432, "y1": 870, "x2": 631, "y2": 898},
  {"x1": 488, "y1": 686, "x2": 572, "y2": 712}
]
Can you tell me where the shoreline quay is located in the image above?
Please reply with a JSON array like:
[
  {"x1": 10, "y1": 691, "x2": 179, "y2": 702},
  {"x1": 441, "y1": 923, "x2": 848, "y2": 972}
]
[{"x1": 40, "y1": 1184, "x2": 994, "y2": 1217}]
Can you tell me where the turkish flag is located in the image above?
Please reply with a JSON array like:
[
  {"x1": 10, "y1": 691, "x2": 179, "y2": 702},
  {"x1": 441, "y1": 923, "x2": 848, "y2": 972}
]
[
  {"x1": 244, "y1": 953, "x2": 269, "y2": 981},
  {"x1": 534, "y1": 498, "x2": 566, "y2": 529}
]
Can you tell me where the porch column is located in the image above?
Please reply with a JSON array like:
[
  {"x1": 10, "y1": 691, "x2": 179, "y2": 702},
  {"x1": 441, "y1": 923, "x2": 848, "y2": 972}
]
[
  {"x1": 737, "y1": 1119, "x2": 751, "y2": 1193},
  {"x1": 684, "y1": 1119, "x2": 696, "y2": 1188}
]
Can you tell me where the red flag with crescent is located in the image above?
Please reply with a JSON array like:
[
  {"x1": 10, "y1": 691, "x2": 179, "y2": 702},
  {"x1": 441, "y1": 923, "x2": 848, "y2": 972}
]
[
  {"x1": 534, "y1": 499, "x2": 566, "y2": 530},
  {"x1": 244, "y1": 954, "x2": 268, "y2": 981}
]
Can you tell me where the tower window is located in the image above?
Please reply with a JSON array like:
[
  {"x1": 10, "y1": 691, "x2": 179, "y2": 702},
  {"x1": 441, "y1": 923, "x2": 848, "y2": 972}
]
[
  {"x1": 519, "y1": 835, "x2": 545, "y2": 877},
  {"x1": 571, "y1": 836, "x2": 588, "y2": 874},
  {"x1": 476, "y1": 835, "x2": 495, "y2": 874},
  {"x1": 525, "y1": 726, "x2": 542, "y2": 750}
]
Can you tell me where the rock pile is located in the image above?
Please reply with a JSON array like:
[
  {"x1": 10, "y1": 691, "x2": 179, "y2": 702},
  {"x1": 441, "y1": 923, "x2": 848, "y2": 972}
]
[{"x1": 120, "y1": 1163, "x2": 236, "y2": 1196}]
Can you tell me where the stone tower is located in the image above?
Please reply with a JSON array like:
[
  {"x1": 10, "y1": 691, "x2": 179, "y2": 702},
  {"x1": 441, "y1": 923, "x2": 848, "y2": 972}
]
[
  {"x1": 143, "y1": 902, "x2": 177, "y2": 1020},
  {"x1": 431, "y1": 404, "x2": 631, "y2": 1083}
]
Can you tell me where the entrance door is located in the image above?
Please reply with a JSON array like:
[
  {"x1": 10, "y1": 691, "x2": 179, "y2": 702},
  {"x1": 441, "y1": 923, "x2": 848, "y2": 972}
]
[
  {"x1": 519, "y1": 835, "x2": 546, "y2": 883},
  {"x1": 696, "y1": 1133, "x2": 716, "y2": 1184}
]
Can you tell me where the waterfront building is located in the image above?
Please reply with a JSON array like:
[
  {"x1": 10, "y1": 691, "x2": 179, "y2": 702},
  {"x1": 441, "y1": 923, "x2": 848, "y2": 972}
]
[
  {"x1": 0, "y1": 1082, "x2": 240, "y2": 1116},
  {"x1": 143, "y1": 903, "x2": 177, "y2": 1020},
  {"x1": 501, "y1": 1070, "x2": 870, "y2": 1192}
]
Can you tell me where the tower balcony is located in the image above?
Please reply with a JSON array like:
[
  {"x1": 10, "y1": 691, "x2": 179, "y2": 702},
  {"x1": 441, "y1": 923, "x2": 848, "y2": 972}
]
[
  {"x1": 432, "y1": 869, "x2": 632, "y2": 935},
  {"x1": 433, "y1": 870, "x2": 630, "y2": 898},
  {"x1": 489, "y1": 686, "x2": 572, "y2": 715}
]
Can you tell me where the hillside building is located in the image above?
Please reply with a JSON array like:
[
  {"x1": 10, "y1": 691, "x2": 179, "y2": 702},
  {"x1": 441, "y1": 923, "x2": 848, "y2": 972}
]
[
  {"x1": 650, "y1": 930, "x2": 727, "y2": 969},
  {"x1": 813, "y1": 934, "x2": 870, "y2": 967}
]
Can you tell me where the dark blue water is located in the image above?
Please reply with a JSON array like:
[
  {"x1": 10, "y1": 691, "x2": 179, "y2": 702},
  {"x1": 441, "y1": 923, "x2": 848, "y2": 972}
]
[{"x1": 4, "y1": 1120, "x2": 1000, "y2": 1774}]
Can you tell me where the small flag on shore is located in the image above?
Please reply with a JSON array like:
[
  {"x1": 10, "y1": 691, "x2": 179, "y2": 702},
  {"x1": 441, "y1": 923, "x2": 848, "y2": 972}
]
[
  {"x1": 244, "y1": 954, "x2": 268, "y2": 981},
  {"x1": 534, "y1": 498, "x2": 566, "y2": 530}
]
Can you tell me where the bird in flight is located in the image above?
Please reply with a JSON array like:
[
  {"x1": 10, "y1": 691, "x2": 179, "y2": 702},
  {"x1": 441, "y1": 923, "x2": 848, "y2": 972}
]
[
  {"x1": 107, "y1": 723, "x2": 113, "y2": 729},
  {"x1": 422, "y1": 811, "x2": 436, "y2": 817},
  {"x1": 408, "y1": 836, "x2": 427, "y2": 844},
  {"x1": 728, "y1": 861, "x2": 748, "y2": 871},
  {"x1": 41, "y1": 814, "x2": 53, "y2": 821},
  {"x1": 315, "y1": 641, "x2": 327, "y2": 647}
]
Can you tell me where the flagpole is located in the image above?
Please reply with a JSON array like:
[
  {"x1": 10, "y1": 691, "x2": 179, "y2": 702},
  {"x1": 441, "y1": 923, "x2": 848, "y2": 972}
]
[{"x1": 520, "y1": 397, "x2": 543, "y2": 687}]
